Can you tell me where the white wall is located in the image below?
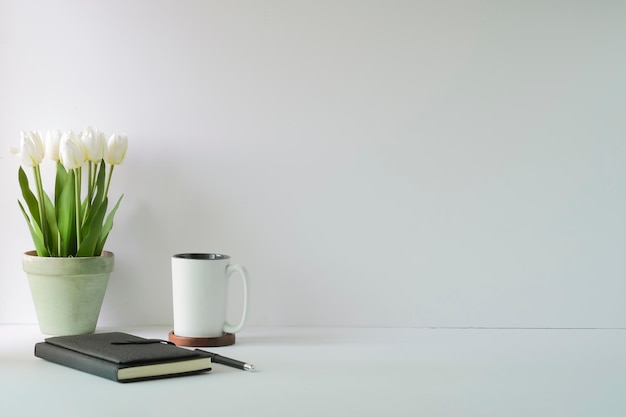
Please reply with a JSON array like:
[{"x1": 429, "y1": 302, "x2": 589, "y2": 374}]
[{"x1": 1, "y1": 0, "x2": 625, "y2": 328}]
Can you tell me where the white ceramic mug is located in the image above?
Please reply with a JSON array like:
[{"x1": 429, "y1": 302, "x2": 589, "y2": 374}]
[{"x1": 171, "y1": 253, "x2": 249, "y2": 338}]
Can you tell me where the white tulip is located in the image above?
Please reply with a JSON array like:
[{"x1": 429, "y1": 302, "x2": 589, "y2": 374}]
[
  {"x1": 45, "y1": 130, "x2": 62, "y2": 161},
  {"x1": 105, "y1": 133, "x2": 128, "y2": 165},
  {"x1": 18, "y1": 131, "x2": 45, "y2": 167},
  {"x1": 81, "y1": 126, "x2": 106, "y2": 162},
  {"x1": 59, "y1": 131, "x2": 87, "y2": 170}
]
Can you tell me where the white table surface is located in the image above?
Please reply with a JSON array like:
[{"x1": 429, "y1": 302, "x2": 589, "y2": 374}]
[{"x1": 0, "y1": 325, "x2": 624, "y2": 416}]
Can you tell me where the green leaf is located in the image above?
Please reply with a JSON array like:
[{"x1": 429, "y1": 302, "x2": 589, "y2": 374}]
[
  {"x1": 77, "y1": 196, "x2": 108, "y2": 257},
  {"x1": 80, "y1": 197, "x2": 89, "y2": 235},
  {"x1": 19, "y1": 159, "x2": 124, "y2": 257},
  {"x1": 95, "y1": 194, "x2": 123, "y2": 255},
  {"x1": 92, "y1": 160, "x2": 107, "y2": 207},
  {"x1": 54, "y1": 161, "x2": 68, "y2": 208},
  {"x1": 18, "y1": 167, "x2": 41, "y2": 231},
  {"x1": 79, "y1": 161, "x2": 106, "y2": 238},
  {"x1": 43, "y1": 192, "x2": 60, "y2": 256},
  {"x1": 18, "y1": 200, "x2": 49, "y2": 257},
  {"x1": 57, "y1": 169, "x2": 76, "y2": 257},
  {"x1": 78, "y1": 163, "x2": 108, "y2": 256}
]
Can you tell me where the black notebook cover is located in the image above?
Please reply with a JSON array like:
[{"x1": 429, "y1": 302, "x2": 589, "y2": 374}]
[{"x1": 34, "y1": 332, "x2": 212, "y2": 382}]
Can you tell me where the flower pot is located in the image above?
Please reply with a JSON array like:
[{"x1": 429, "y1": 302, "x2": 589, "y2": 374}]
[{"x1": 23, "y1": 250, "x2": 114, "y2": 335}]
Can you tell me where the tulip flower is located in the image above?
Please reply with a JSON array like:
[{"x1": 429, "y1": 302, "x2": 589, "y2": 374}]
[
  {"x1": 45, "y1": 130, "x2": 62, "y2": 161},
  {"x1": 19, "y1": 131, "x2": 45, "y2": 167},
  {"x1": 59, "y1": 131, "x2": 87, "y2": 170},
  {"x1": 81, "y1": 126, "x2": 106, "y2": 162},
  {"x1": 105, "y1": 133, "x2": 128, "y2": 165},
  {"x1": 103, "y1": 133, "x2": 128, "y2": 198}
]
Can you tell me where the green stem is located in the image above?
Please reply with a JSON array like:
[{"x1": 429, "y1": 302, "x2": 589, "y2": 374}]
[
  {"x1": 87, "y1": 161, "x2": 93, "y2": 205},
  {"x1": 33, "y1": 166, "x2": 48, "y2": 252},
  {"x1": 93, "y1": 162, "x2": 98, "y2": 196},
  {"x1": 104, "y1": 164, "x2": 115, "y2": 199},
  {"x1": 83, "y1": 162, "x2": 94, "y2": 226},
  {"x1": 74, "y1": 168, "x2": 82, "y2": 253}
]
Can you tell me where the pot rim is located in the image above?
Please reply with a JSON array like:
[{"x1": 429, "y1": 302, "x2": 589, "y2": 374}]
[
  {"x1": 23, "y1": 250, "x2": 115, "y2": 275},
  {"x1": 23, "y1": 250, "x2": 114, "y2": 258}
]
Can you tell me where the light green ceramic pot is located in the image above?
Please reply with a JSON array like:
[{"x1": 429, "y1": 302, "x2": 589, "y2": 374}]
[{"x1": 23, "y1": 250, "x2": 114, "y2": 335}]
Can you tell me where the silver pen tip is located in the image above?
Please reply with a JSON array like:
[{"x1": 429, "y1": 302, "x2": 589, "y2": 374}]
[{"x1": 243, "y1": 363, "x2": 255, "y2": 372}]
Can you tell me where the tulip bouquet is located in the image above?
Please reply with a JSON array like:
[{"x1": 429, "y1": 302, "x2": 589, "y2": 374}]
[{"x1": 12, "y1": 126, "x2": 128, "y2": 257}]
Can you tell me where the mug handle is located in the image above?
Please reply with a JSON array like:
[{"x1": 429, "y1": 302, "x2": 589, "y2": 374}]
[{"x1": 223, "y1": 264, "x2": 249, "y2": 334}]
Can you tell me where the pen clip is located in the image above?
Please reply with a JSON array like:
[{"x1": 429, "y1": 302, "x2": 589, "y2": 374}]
[{"x1": 111, "y1": 339, "x2": 175, "y2": 346}]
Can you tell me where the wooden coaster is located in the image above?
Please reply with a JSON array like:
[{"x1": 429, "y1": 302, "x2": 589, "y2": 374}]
[{"x1": 168, "y1": 331, "x2": 235, "y2": 347}]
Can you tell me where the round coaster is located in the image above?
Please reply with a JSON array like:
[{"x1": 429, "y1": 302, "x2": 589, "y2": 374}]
[{"x1": 168, "y1": 331, "x2": 235, "y2": 347}]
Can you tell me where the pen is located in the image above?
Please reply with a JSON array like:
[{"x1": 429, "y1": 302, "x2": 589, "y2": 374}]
[{"x1": 196, "y1": 350, "x2": 255, "y2": 372}]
